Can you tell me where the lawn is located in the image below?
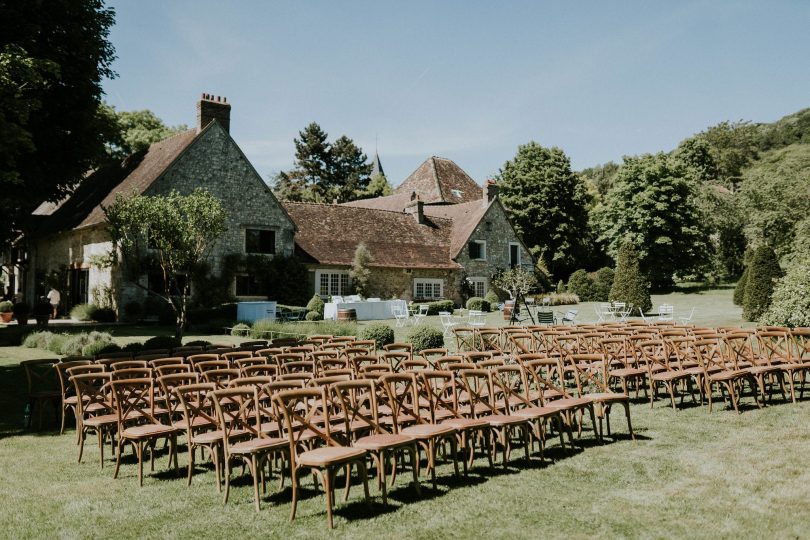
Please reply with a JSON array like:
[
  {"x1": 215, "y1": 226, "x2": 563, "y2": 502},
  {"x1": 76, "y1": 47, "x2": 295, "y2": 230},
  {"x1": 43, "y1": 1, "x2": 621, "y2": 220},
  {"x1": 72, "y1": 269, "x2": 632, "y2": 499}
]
[{"x1": 5, "y1": 285, "x2": 802, "y2": 539}]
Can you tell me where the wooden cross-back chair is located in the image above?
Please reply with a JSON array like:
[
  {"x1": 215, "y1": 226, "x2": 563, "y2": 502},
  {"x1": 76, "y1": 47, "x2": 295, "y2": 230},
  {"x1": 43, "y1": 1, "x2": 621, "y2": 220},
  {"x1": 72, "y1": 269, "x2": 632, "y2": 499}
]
[
  {"x1": 21, "y1": 359, "x2": 61, "y2": 430},
  {"x1": 724, "y1": 333, "x2": 782, "y2": 405},
  {"x1": 693, "y1": 337, "x2": 755, "y2": 413},
  {"x1": 55, "y1": 360, "x2": 93, "y2": 434},
  {"x1": 173, "y1": 382, "x2": 220, "y2": 487},
  {"x1": 71, "y1": 372, "x2": 116, "y2": 467},
  {"x1": 567, "y1": 354, "x2": 634, "y2": 441},
  {"x1": 601, "y1": 337, "x2": 647, "y2": 398}
]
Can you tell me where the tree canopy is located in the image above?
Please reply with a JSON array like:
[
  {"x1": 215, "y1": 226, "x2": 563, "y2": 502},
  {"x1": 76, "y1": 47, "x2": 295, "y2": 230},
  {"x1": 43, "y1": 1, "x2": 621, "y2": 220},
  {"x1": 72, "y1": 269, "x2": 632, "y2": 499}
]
[
  {"x1": 272, "y1": 122, "x2": 372, "y2": 203},
  {"x1": 0, "y1": 0, "x2": 117, "y2": 249},
  {"x1": 102, "y1": 104, "x2": 188, "y2": 158},
  {"x1": 594, "y1": 152, "x2": 711, "y2": 289},
  {"x1": 104, "y1": 189, "x2": 226, "y2": 338},
  {"x1": 497, "y1": 143, "x2": 591, "y2": 280}
]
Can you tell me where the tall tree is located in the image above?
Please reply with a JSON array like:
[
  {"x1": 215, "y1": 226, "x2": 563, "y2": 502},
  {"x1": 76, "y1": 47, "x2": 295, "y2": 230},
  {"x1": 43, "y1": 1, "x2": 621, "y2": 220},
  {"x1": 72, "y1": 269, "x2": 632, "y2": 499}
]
[
  {"x1": 0, "y1": 0, "x2": 117, "y2": 249},
  {"x1": 609, "y1": 241, "x2": 651, "y2": 313},
  {"x1": 104, "y1": 189, "x2": 226, "y2": 339},
  {"x1": 103, "y1": 104, "x2": 188, "y2": 158},
  {"x1": 594, "y1": 153, "x2": 711, "y2": 290},
  {"x1": 742, "y1": 245, "x2": 782, "y2": 322},
  {"x1": 497, "y1": 143, "x2": 591, "y2": 279},
  {"x1": 362, "y1": 172, "x2": 393, "y2": 198},
  {"x1": 273, "y1": 122, "x2": 371, "y2": 203},
  {"x1": 700, "y1": 120, "x2": 759, "y2": 191}
]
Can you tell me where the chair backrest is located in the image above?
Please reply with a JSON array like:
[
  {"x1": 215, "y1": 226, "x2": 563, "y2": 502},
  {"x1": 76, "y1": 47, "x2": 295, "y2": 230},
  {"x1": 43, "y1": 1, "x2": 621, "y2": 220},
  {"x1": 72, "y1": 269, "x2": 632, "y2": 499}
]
[
  {"x1": 382, "y1": 351, "x2": 409, "y2": 371},
  {"x1": 56, "y1": 360, "x2": 93, "y2": 399},
  {"x1": 158, "y1": 372, "x2": 201, "y2": 417},
  {"x1": 348, "y1": 340, "x2": 376, "y2": 353},
  {"x1": 21, "y1": 359, "x2": 59, "y2": 396},
  {"x1": 174, "y1": 382, "x2": 217, "y2": 433},
  {"x1": 227, "y1": 376, "x2": 274, "y2": 389},
  {"x1": 419, "y1": 370, "x2": 461, "y2": 422},
  {"x1": 459, "y1": 369, "x2": 498, "y2": 418},
  {"x1": 202, "y1": 368, "x2": 240, "y2": 388},
  {"x1": 722, "y1": 333, "x2": 755, "y2": 369},
  {"x1": 274, "y1": 387, "x2": 340, "y2": 455},
  {"x1": 156, "y1": 364, "x2": 192, "y2": 377},
  {"x1": 210, "y1": 387, "x2": 261, "y2": 445},
  {"x1": 358, "y1": 364, "x2": 393, "y2": 380},
  {"x1": 66, "y1": 364, "x2": 105, "y2": 378},
  {"x1": 110, "y1": 360, "x2": 149, "y2": 371},
  {"x1": 187, "y1": 354, "x2": 221, "y2": 368},
  {"x1": 756, "y1": 330, "x2": 792, "y2": 365},
  {"x1": 195, "y1": 360, "x2": 230, "y2": 373},
  {"x1": 149, "y1": 357, "x2": 187, "y2": 369},
  {"x1": 379, "y1": 373, "x2": 423, "y2": 431},
  {"x1": 234, "y1": 357, "x2": 269, "y2": 371},
  {"x1": 418, "y1": 348, "x2": 448, "y2": 366},
  {"x1": 70, "y1": 372, "x2": 112, "y2": 419},
  {"x1": 111, "y1": 378, "x2": 159, "y2": 426},
  {"x1": 222, "y1": 351, "x2": 253, "y2": 362},
  {"x1": 110, "y1": 367, "x2": 152, "y2": 380},
  {"x1": 331, "y1": 379, "x2": 385, "y2": 436},
  {"x1": 418, "y1": 304, "x2": 429, "y2": 316},
  {"x1": 242, "y1": 364, "x2": 279, "y2": 378}
]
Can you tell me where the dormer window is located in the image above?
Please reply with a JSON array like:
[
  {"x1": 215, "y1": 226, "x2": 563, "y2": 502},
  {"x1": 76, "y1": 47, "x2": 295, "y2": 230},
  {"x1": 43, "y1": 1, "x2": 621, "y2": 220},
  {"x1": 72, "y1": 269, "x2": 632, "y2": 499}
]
[{"x1": 451, "y1": 189, "x2": 463, "y2": 198}]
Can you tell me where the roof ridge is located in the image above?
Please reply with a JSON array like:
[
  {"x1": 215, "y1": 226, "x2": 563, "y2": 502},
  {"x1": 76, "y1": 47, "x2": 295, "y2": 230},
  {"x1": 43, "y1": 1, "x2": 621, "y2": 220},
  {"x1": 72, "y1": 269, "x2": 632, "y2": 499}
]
[
  {"x1": 283, "y1": 200, "x2": 455, "y2": 224},
  {"x1": 430, "y1": 156, "x2": 444, "y2": 200}
]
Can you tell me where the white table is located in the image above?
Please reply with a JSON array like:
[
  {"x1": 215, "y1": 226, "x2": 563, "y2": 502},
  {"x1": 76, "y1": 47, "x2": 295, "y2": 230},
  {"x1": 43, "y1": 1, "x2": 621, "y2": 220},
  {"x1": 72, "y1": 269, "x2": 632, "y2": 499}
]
[{"x1": 324, "y1": 299, "x2": 408, "y2": 321}]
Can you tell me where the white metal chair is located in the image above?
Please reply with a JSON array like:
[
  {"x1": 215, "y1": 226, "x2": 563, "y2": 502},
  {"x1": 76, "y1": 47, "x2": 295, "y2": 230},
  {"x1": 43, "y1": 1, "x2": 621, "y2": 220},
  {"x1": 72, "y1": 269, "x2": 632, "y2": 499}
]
[
  {"x1": 558, "y1": 309, "x2": 578, "y2": 325},
  {"x1": 392, "y1": 305, "x2": 410, "y2": 328},
  {"x1": 678, "y1": 307, "x2": 695, "y2": 325},
  {"x1": 412, "y1": 304, "x2": 429, "y2": 324},
  {"x1": 439, "y1": 311, "x2": 460, "y2": 337},
  {"x1": 657, "y1": 304, "x2": 674, "y2": 322},
  {"x1": 467, "y1": 310, "x2": 486, "y2": 327},
  {"x1": 638, "y1": 306, "x2": 650, "y2": 323}
]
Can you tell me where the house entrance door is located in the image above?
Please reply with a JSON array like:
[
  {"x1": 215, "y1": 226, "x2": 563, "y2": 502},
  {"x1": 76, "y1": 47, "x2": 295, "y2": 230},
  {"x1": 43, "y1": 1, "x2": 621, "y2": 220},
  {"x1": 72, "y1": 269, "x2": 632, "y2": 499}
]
[{"x1": 69, "y1": 268, "x2": 89, "y2": 307}]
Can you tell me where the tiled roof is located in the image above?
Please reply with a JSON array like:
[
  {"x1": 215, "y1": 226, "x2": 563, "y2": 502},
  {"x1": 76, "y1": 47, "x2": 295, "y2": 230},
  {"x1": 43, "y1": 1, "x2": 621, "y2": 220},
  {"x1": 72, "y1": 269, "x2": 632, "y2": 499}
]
[
  {"x1": 29, "y1": 129, "x2": 199, "y2": 234},
  {"x1": 341, "y1": 191, "x2": 414, "y2": 211},
  {"x1": 282, "y1": 202, "x2": 460, "y2": 270},
  {"x1": 394, "y1": 156, "x2": 482, "y2": 204},
  {"x1": 423, "y1": 200, "x2": 491, "y2": 257}
]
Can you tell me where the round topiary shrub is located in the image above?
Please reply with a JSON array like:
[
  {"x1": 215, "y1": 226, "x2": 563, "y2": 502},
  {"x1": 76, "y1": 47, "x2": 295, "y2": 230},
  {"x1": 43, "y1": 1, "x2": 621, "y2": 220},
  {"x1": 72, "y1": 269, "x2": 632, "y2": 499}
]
[
  {"x1": 761, "y1": 258, "x2": 810, "y2": 327},
  {"x1": 359, "y1": 322, "x2": 395, "y2": 350},
  {"x1": 484, "y1": 290, "x2": 500, "y2": 308},
  {"x1": 567, "y1": 269, "x2": 595, "y2": 302},
  {"x1": 592, "y1": 267, "x2": 615, "y2": 302},
  {"x1": 0, "y1": 300, "x2": 12, "y2": 313},
  {"x1": 23, "y1": 331, "x2": 52, "y2": 349},
  {"x1": 82, "y1": 339, "x2": 116, "y2": 358},
  {"x1": 306, "y1": 294, "x2": 325, "y2": 318},
  {"x1": 122, "y1": 342, "x2": 144, "y2": 353},
  {"x1": 61, "y1": 333, "x2": 93, "y2": 356},
  {"x1": 743, "y1": 245, "x2": 782, "y2": 321},
  {"x1": 142, "y1": 335, "x2": 182, "y2": 350},
  {"x1": 230, "y1": 323, "x2": 251, "y2": 336},
  {"x1": 406, "y1": 325, "x2": 444, "y2": 352},
  {"x1": 305, "y1": 310, "x2": 321, "y2": 321},
  {"x1": 609, "y1": 242, "x2": 652, "y2": 313},
  {"x1": 465, "y1": 297, "x2": 491, "y2": 312}
]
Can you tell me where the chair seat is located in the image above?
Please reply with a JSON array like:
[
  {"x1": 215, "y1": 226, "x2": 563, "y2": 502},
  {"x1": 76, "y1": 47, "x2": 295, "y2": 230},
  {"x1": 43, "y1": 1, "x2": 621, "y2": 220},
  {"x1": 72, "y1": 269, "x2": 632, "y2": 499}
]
[
  {"x1": 481, "y1": 414, "x2": 527, "y2": 427},
  {"x1": 545, "y1": 397, "x2": 591, "y2": 409},
  {"x1": 191, "y1": 430, "x2": 226, "y2": 445},
  {"x1": 172, "y1": 416, "x2": 215, "y2": 430},
  {"x1": 230, "y1": 437, "x2": 287, "y2": 454},
  {"x1": 354, "y1": 433, "x2": 414, "y2": 451},
  {"x1": 511, "y1": 406, "x2": 560, "y2": 419},
  {"x1": 122, "y1": 423, "x2": 180, "y2": 439},
  {"x1": 610, "y1": 368, "x2": 646, "y2": 378},
  {"x1": 298, "y1": 446, "x2": 367, "y2": 467},
  {"x1": 651, "y1": 371, "x2": 690, "y2": 381},
  {"x1": 709, "y1": 370, "x2": 750, "y2": 382},
  {"x1": 401, "y1": 423, "x2": 457, "y2": 439},
  {"x1": 64, "y1": 395, "x2": 81, "y2": 405},
  {"x1": 83, "y1": 413, "x2": 118, "y2": 427},
  {"x1": 748, "y1": 365, "x2": 783, "y2": 375},
  {"x1": 441, "y1": 417, "x2": 489, "y2": 430},
  {"x1": 583, "y1": 392, "x2": 628, "y2": 403}
]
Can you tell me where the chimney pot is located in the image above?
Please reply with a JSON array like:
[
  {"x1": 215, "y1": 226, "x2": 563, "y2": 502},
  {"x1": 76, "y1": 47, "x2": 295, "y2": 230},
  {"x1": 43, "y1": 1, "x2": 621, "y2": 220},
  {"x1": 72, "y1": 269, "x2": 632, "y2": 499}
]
[
  {"x1": 404, "y1": 200, "x2": 425, "y2": 224},
  {"x1": 197, "y1": 92, "x2": 231, "y2": 133},
  {"x1": 484, "y1": 179, "x2": 498, "y2": 206}
]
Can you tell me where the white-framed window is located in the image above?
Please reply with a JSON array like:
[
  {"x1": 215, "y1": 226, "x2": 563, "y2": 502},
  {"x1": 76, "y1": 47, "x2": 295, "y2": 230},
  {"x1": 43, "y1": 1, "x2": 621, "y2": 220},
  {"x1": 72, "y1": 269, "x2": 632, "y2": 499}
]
[
  {"x1": 244, "y1": 228, "x2": 276, "y2": 254},
  {"x1": 414, "y1": 278, "x2": 443, "y2": 300},
  {"x1": 315, "y1": 270, "x2": 350, "y2": 298},
  {"x1": 467, "y1": 277, "x2": 488, "y2": 298},
  {"x1": 468, "y1": 240, "x2": 487, "y2": 261},
  {"x1": 509, "y1": 242, "x2": 521, "y2": 268}
]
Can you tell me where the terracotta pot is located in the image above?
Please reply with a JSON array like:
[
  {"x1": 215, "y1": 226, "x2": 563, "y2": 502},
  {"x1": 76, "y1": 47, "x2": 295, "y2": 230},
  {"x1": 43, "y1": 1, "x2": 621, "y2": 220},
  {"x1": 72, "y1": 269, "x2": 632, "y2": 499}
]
[{"x1": 0, "y1": 312, "x2": 12, "y2": 323}]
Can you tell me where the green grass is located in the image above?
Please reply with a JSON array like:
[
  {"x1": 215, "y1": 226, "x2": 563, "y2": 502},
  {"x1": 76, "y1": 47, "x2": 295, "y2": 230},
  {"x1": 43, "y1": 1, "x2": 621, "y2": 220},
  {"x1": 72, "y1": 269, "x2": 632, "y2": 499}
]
[{"x1": 4, "y1": 286, "x2": 796, "y2": 539}]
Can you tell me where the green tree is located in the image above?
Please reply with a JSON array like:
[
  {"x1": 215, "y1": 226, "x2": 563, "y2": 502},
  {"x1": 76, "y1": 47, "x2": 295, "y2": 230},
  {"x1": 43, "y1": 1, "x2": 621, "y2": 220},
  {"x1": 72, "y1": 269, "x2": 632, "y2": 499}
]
[
  {"x1": 361, "y1": 172, "x2": 393, "y2": 198},
  {"x1": 592, "y1": 267, "x2": 615, "y2": 302},
  {"x1": 103, "y1": 104, "x2": 188, "y2": 157},
  {"x1": 104, "y1": 189, "x2": 227, "y2": 339},
  {"x1": 498, "y1": 143, "x2": 591, "y2": 279},
  {"x1": 609, "y1": 242, "x2": 651, "y2": 313},
  {"x1": 0, "y1": 0, "x2": 117, "y2": 249},
  {"x1": 349, "y1": 243, "x2": 373, "y2": 297},
  {"x1": 566, "y1": 269, "x2": 595, "y2": 302},
  {"x1": 701, "y1": 120, "x2": 759, "y2": 191},
  {"x1": 761, "y1": 257, "x2": 810, "y2": 327},
  {"x1": 743, "y1": 245, "x2": 782, "y2": 321},
  {"x1": 594, "y1": 153, "x2": 711, "y2": 290},
  {"x1": 330, "y1": 135, "x2": 372, "y2": 201},
  {"x1": 733, "y1": 266, "x2": 749, "y2": 306},
  {"x1": 491, "y1": 267, "x2": 538, "y2": 300}
]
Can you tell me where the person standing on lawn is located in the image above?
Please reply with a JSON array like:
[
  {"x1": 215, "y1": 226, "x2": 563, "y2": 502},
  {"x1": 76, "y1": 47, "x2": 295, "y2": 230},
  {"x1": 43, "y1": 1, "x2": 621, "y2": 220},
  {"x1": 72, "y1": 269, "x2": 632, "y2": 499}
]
[{"x1": 46, "y1": 287, "x2": 61, "y2": 319}]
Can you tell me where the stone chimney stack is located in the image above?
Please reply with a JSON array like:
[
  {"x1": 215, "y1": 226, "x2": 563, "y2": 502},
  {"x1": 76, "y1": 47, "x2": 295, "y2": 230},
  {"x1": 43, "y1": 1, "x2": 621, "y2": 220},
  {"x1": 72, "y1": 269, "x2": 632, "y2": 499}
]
[
  {"x1": 197, "y1": 93, "x2": 231, "y2": 133},
  {"x1": 484, "y1": 179, "x2": 499, "y2": 206},
  {"x1": 404, "y1": 199, "x2": 425, "y2": 225}
]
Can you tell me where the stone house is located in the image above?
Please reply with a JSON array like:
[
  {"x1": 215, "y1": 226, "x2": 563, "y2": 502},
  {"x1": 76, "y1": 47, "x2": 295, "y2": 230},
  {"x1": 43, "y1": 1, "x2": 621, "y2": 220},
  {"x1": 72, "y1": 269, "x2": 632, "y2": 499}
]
[{"x1": 15, "y1": 94, "x2": 296, "y2": 312}]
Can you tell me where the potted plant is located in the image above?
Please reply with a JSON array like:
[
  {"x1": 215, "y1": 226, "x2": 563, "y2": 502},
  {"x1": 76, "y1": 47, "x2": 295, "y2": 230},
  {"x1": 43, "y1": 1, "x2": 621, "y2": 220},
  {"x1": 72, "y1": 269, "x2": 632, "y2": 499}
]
[
  {"x1": 12, "y1": 301, "x2": 30, "y2": 326},
  {"x1": 0, "y1": 300, "x2": 12, "y2": 323}
]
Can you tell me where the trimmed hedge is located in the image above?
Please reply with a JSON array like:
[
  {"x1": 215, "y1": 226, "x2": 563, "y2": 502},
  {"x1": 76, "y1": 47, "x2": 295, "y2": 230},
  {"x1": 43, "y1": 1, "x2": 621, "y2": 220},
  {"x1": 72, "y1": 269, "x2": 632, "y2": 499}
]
[
  {"x1": 425, "y1": 300, "x2": 455, "y2": 316},
  {"x1": 567, "y1": 270, "x2": 595, "y2": 301},
  {"x1": 743, "y1": 245, "x2": 782, "y2": 321},
  {"x1": 733, "y1": 267, "x2": 749, "y2": 306},
  {"x1": 305, "y1": 311, "x2": 321, "y2": 321},
  {"x1": 761, "y1": 258, "x2": 810, "y2": 327},
  {"x1": 359, "y1": 322, "x2": 395, "y2": 350},
  {"x1": 230, "y1": 323, "x2": 251, "y2": 336},
  {"x1": 592, "y1": 267, "x2": 615, "y2": 302},
  {"x1": 609, "y1": 242, "x2": 651, "y2": 313},
  {"x1": 465, "y1": 297, "x2": 491, "y2": 312},
  {"x1": 142, "y1": 335, "x2": 182, "y2": 350},
  {"x1": 306, "y1": 294, "x2": 325, "y2": 320},
  {"x1": 484, "y1": 290, "x2": 500, "y2": 307},
  {"x1": 406, "y1": 325, "x2": 445, "y2": 352}
]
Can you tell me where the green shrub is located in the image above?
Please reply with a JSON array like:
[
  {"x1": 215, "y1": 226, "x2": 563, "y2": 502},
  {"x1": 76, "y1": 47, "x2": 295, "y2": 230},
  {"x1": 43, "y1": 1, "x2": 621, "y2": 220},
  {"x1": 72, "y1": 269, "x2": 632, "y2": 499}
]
[
  {"x1": 465, "y1": 297, "x2": 491, "y2": 312},
  {"x1": 359, "y1": 322, "x2": 395, "y2": 349},
  {"x1": 484, "y1": 290, "x2": 500, "y2": 307},
  {"x1": 761, "y1": 258, "x2": 810, "y2": 327},
  {"x1": 96, "y1": 342, "x2": 122, "y2": 355},
  {"x1": 305, "y1": 311, "x2": 321, "y2": 321},
  {"x1": 592, "y1": 267, "x2": 615, "y2": 302},
  {"x1": 306, "y1": 294, "x2": 325, "y2": 318},
  {"x1": 122, "y1": 342, "x2": 144, "y2": 353},
  {"x1": 92, "y1": 307, "x2": 116, "y2": 322},
  {"x1": 230, "y1": 323, "x2": 251, "y2": 336},
  {"x1": 82, "y1": 340, "x2": 116, "y2": 357},
  {"x1": 534, "y1": 293, "x2": 580, "y2": 306},
  {"x1": 406, "y1": 325, "x2": 445, "y2": 352},
  {"x1": 250, "y1": 318, "x2": 358, "y2": 340},
  {"x1": 743, "y1": 245, "x2": 782, "y2": 321},
  {"x1": 184, "y1": 340, "x2": 211, "y2": 347},
  {"x1": 61, "y1": 333, "x2": 93, "y2": 356},
  {"x1": 567, "y1": 270, "x2": 595, "y2": 302},
  {"x1": 733, "y1": 267, "x2": 749, "y2": 306},
  {"x1": 23, "y1": 331, "x2": 52, "y2": 348},
  {"x1": 556, "y1": 280, "x2": 566, "y2": 293},
  {"x1": 425, "y1": 300, "x2": 455, "y2": 316},
  {"x1": 0, "y1": 300, "x2": 13, "y2": 313},
  {"x1": 609, "y1": 242, "x2": 652, "y2": 313},
  {"x1": 47, "y1": 333, "x2": 69, "y2": 354},
  {"x1": 142, "y1": 335, "x2": 182, "y2": 350},
  {"x1": 70, "y1": 303, "x2": 94, "y2": 321}
]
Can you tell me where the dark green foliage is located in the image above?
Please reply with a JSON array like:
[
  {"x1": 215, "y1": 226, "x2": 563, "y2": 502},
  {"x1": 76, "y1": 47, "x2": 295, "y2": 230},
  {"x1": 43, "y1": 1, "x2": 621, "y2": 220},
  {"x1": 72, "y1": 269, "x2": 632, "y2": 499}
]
[
  {"x1": 306, "y1": 294, "x2": 325, "y2": 319},
  {"x1": 609, "y1": 242, "x2": 652, "y2": 313},
  {"x1": 406, "y1": 326, "x2": 445, "y2": 352},
  {"x1": 465, "y1": 297, "x2": 491, "y2": 312},
  {"x1": 272, "y1": 122, "x2": 372, "y2": 203},
  {"x1": 0, "y1": 0, "x2": 117, "y2": 250},
  {"x1": 757, "y1": 108, "x2": 810, "y2": 152},
  {"x1": 70, "y1": 304, "x2": 94, "y2": 321},
  {"x1": 592, "y1": 267, "x2": 615, "y2": 302},
  {"x1": 743, "y1": 245, "x2": 782, "y2": 321},
  {"x1": 566, "y1": 270, "x2": 595, "y2": 301},
  {"x1": 359, "y1": 322, "x2": 395, "y2": 350},
  {"x1": 230, "y1": 323, "x2": 250, "y2": 336},
  {"x1": 761, "y1": 257, "x2": 810, "y2": 327},
  {"x1": 556, "y1": 280, "x2": 566, "y2": 294},
  {"x1": 96, "y1": 342, "x2": 121, "y2": 355},
  {"x1": 484, "y1": 290, "x2": 500, "y2": 307},
  {"x1": 143, "y1": 296, "x2": 175, "y2": 324},
  {"x1": 498, "y1": 143, "x2": 592, "y2": 279},
  {"x1": 142, "y1": 336, "x2": 182, "y2": 350},
  {"x1": 122, "y1": 301, "x2": 142, "y2": 322},
  {"x1": 425, "y1": 300, "x2": 455, "y2": 316},
  {"x1": 184, "y1": 340, "x2": 211, "y2": 348},
  {"x1": 82, "y1": 339, "x2": 116, "y2": 358},
  {"x1": 187, "y1": 304, "x2": 237, "y2": 324},
  {"x1": 305, "y1": 311, "x2": 321, "y2": 321},
  {"x1": 103, "y1": 105, "x2": 188, "y2": 158},
  {"x1": 733, "y1": 267, "x2": 749, "y2": 306},
  {"x1": 92, "y1": 307, "x2": 116, "y2": 323},
  {"x1": 122, "y1": 342, "x2": 144, "y2": 353},
  {"x1": 595, "y1": 153, "x2": 711, "y2": 289}
]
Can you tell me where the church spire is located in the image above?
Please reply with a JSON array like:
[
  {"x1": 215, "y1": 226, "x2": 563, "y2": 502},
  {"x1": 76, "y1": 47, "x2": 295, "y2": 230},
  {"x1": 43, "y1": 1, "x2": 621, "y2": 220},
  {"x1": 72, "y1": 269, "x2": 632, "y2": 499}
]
[{"x1": 370, "y1": 152, "x2": 385, "y2": 178}]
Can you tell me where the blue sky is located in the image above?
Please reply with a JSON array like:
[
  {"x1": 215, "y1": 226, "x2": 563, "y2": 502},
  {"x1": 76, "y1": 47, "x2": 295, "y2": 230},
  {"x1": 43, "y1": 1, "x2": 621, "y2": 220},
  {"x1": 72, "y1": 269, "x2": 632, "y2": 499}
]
[{"x1": 102, "y1": 1, "x2": 810, "y2": 186}]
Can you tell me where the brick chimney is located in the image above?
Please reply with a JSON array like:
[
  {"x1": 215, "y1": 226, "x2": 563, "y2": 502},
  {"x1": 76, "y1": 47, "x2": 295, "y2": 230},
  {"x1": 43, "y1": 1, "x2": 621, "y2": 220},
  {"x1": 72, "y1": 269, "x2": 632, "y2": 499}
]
[
  {"x1": 404, "y1": 199, "x2": 425, "y2": 224},
  {"x1": 196, "y1": 93, "x2": 231, "y2": 133},
  {"x1": 484, "y1": 179, "x2": 498, "y2": 206}
]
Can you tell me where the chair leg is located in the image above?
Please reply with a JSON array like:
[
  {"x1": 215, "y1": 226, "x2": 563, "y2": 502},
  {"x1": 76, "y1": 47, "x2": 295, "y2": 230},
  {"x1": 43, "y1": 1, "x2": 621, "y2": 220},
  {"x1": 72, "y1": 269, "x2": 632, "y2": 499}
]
[
  {"x1": 137, "y1": 440, "x2": 144, "y2": 487},
  {"x1": 409, "y1": 446, "x2": 421, "y2": 495},
  {"x1": 289, "y1": 467, "x2": 300, "y2": 522},
  {"x1": 323, "y1": 467, "x2": 335, "y2": 529}
]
